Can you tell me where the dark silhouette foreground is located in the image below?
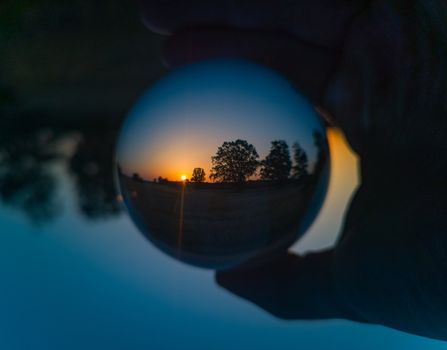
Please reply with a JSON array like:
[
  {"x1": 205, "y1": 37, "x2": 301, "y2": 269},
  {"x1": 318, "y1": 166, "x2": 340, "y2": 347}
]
[{"x1": 141, "y1": 0, "x2": 447, "y2": 341}]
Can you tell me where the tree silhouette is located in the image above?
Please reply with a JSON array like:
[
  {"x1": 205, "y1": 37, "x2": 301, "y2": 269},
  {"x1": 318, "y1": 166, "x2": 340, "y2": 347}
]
[
  {"x1": 313, "y1": 131, "x2": 327, "y2": 175},
  {"x1": 260, "y1": 140, "x2": 292, "y2": 182},
  {"x1": 70, "y1": 129, "x2": 122, "y2": 219},
  {"x1": 132, "y1": 173, "x2": 143, "y2": 182},
  {"x1": 210, "y1": 139, "x2": 259, "y2": 183},
  {"x1": 291, "y1": 142, "x2": 308, "y2": 180},
  {"x1": 158, "y1": 176, "x2": 169, "y2": 184},
  {"x1": 191, "y1": 167, "x2": 206, "y2": 182}
]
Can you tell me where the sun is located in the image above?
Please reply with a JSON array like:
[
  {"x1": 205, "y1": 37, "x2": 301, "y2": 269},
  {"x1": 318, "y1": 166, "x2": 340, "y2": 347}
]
[{"x1": 181, "y1": 175, "x2": 187, "y2": 181}]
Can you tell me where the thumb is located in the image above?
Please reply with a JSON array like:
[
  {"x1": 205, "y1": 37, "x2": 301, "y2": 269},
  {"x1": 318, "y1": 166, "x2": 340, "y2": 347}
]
[{"x1": 215, "y1": 250, "x2": 363, "y2": 321}]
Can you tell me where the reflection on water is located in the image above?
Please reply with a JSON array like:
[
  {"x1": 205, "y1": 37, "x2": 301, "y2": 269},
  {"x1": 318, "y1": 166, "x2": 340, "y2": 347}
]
[
  {"x1": 0, "y1": 119, "x2": 63, "y2": 222},
  {"x1": 0, "y1": 0, "x2": 164, "y2": 223},
  {"x1": 116, "y1": 60, "x2": 329, "y2": 268},
  {"x1": 0, "y1": 115, "x2": 122, "y2": 223}
]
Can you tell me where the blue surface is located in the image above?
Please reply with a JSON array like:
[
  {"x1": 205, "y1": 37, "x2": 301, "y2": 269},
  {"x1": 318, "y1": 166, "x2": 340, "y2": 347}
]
[{"x1": 0, "y1": 164, "x2": 446, "y2": 350}]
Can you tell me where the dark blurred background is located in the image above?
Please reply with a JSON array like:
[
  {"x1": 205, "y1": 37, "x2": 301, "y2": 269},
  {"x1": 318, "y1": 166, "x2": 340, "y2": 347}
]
[{"x1": 0, "y1": 0, "x2": 166, "y2": 223}]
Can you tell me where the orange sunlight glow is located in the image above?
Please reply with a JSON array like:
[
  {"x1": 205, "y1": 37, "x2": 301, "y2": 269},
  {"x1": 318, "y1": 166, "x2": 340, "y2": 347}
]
[
  {"x1": 293, "y1": 127, "x2": 360, "y2": 254},
  {"x1": 181, "y1": 175, "x2": 187, "y2": 181}
]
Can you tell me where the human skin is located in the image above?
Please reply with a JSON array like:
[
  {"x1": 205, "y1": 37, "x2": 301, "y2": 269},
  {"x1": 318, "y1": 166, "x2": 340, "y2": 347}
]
[{"x1": 140, "y1": 0, "x2": 447, "y2": 340}]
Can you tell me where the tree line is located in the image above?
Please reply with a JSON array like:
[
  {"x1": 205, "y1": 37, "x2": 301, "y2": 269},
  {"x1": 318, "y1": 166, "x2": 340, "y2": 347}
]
[
  {"x1": 131, "y1": 131, "x2": 325, "y2": 185},
  {"x1": 202, "y1": 138, "x2": 309, "y2": 184},
  {"x1": 191, "y1": 132, "x2": 325, "y2": 184}
]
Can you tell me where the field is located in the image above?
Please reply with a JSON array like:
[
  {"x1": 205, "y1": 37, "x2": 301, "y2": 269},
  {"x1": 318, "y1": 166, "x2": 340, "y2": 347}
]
[{"x1": 119, "y1": 176, "x2": 317, "y2": 266}]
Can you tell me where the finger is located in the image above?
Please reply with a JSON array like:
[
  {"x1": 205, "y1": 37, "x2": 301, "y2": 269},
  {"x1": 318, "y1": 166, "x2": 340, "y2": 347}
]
[
  {"x1": 215, "y1": 250, "x2": 364, "y2": 321},
  {"x1": 139, "y1": 0, "x2": 369, "y2": 48},
  {"x1": 163, "y1": 27, "x2": 338, "y2": 104}
]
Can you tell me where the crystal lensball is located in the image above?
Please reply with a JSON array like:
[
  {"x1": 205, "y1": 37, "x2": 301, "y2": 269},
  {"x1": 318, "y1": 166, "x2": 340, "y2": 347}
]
[{"x1": 116, "y1": 59, "x2": 329, "y2": 269}]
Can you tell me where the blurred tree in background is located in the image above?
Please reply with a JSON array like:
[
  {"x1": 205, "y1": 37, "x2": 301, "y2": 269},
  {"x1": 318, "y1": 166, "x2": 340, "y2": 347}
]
[{"x1": 0, "y1": 0, "x2": 165, "y2": 222}]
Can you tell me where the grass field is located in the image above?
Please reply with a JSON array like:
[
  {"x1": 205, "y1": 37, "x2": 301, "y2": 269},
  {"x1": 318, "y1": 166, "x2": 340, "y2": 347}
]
[{"x1": 120, "y1": 175, "x2": 318, "y2": 267}]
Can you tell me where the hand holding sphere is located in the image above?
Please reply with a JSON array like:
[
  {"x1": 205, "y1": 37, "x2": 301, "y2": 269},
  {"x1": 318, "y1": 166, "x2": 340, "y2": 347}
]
[{"x1": 137, "y1": 0, "x2": 447, "y2": 341}]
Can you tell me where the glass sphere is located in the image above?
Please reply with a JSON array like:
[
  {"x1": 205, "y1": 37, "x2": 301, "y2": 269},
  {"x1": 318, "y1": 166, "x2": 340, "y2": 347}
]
[{"x1": 116, "y1": 59, "x2": 330, "y2": 269}]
